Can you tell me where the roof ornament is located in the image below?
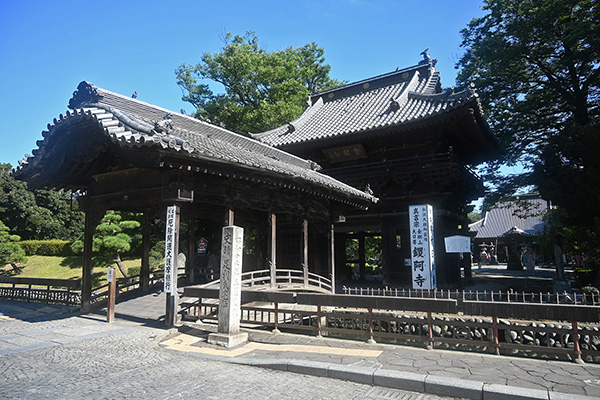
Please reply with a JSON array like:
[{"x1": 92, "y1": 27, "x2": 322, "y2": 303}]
[
  {"x1": 390, "y1": 97, "x2": 401, "y2": 111},
  {"x1": 418, "y1": 48, "x2": 438, "y2": 67},
  {"x1": 364, "y1": 183, "x2": 374, "y2": 196},
  {"x1": 68, "y1": 81, "x2": 103, "y2": 110},
  {"x1": 131, "y1": 91, "x2": 138, "y2": 99},
  {"x1": 287, "y1": 122, "x2": 296, "y2": 133},
  {"x1": 152, "y1": 113, "x2": 174, "y2": 134}
]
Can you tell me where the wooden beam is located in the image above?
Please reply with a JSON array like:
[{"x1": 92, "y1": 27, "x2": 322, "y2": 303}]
[
  {"x1": 303, "y1": 219, "x2": 309, "y2": 288},
  {"x1": 81, "y1": 209, "x2": 103, "y2": 313},
  {"x1": 141, "y1": 210, "x2": 151, "y2": 291},
  {"x1": 329, "y1": 222, "x2": 335, "y2": 294},
  {"x1": 188, "y1": 205, "x2": 196, "y2": 284},
  {"x1": 269, "y1": 213, "x2": 276, "y2": 289},
  {"x1": 227, "y1": 208, "x2": 234, "y2": 226}
]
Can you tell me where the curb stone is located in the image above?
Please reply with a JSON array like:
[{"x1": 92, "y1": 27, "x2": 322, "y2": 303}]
[{"x1": 232, "y1": 357, "x2": 599, "y2": 400}]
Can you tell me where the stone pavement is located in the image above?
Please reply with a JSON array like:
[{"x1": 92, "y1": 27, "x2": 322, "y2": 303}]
[
  {"x1": 0, "y1": 297, "x2": 451, "y2": 400},
  {"x1": 165, "y1": 322, "x2": 600, "y2": 400},
  {"x1": 2, "y1": 289, "x2": 599, "y2": 400}
]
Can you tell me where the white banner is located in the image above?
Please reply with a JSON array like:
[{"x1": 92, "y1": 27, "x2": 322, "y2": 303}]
[
  {"x1": 164, "y1": 205, "x2": 177, "y2": 293},
  {"x1": 409, "y1": 204, "x2": 436, "y2": 289},
  {"x1": 444, "y1": 235, "x2": 471, "y2": 253}
]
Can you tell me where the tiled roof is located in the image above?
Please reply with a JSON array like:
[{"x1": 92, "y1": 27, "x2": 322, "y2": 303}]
[
  {"x1": 13, "y1": 82, "x2": 377, "y2": 207},
  {"x1": 469, "y1": 198, "x2": 548, "y2": 239},
  {"x1": 252, "y1": 62, "x2": 484, "y2": 148}
]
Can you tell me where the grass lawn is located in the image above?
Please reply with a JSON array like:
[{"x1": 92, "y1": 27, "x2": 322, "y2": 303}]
[{"x1": 1, "y1": 256, "x2": 142, "y2": 288}]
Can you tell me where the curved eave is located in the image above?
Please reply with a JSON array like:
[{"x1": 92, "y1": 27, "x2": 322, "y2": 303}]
[{"x1": 12, "y1": 106, "x2": 377, "y2": 208}]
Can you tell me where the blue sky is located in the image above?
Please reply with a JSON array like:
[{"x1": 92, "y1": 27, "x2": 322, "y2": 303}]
[{"x1": 0, "y1": 0, "x2": 486, "y2": 168}]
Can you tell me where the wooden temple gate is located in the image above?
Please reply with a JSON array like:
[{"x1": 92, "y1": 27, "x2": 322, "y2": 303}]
[{"x1": 12, "y1": 81, "x2": 377, "y2": 315}]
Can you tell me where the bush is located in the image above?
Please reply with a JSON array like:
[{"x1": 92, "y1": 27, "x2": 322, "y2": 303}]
[
  {"x1": 19, "y1": 240, "x2": 74, "y2": 256},
  {"x1": 127, "y1": 266, "x2": 141, "y2": 277}
]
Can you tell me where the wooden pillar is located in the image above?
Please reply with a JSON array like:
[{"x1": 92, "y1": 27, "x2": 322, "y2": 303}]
[
  {"x1": 188, "y1": 206, "x2": 196, "y2": 284},
  {"x1": 227, "y1": 208, "x2": 234, "y2": 226},
  {"x1": 328, "y1": 223, "x2": 335, "y2": 293},
  {"x1": 358, "y1": 232, "x2": 366, "y2": 281},
  {"x1": 269, "y1": 213, "x2": 277, "y2": 289},
  {"x1": 303, "y1": 219, "x2": 309, "y2": 288},
  {"x1": 107, "y1": 269, "x2": 116, "y2": 323},
  {"x1": 141, "y1": 210, "x2": 151, "y2": 291},
  {"x1": 81, "y1": 209, "x2": 103, "y2": 313}
]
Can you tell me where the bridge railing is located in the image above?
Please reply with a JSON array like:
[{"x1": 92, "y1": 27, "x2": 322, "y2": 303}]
[
  {"x1": 200, "y1": 269, "x2": 332, "y2": 292},
  {"x1": 0, "y1": 276, "x2": 81, "y2": 306}
]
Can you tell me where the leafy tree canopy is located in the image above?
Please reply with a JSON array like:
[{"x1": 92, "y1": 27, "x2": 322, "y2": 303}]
[
  {"x1": 0, "y1": 220, "x2": 27, "y2": 272},
  {"x1": 456, "y1": 0, "x2": 599, "y2": 256},
  {"x1": 176, "y1": 31, "x2": 343, "y2": 134},
  {"x1": 0, "y1": 163, "x2": 84, "y2": 241},
  {"x1": 72, "y1": 211, "x2": 141, "y2": 278}
]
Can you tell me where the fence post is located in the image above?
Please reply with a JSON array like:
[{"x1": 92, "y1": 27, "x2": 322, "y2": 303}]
[
  {"x1": 273, "y1": 303, "x2": 280, "y2": 334},
  {"x1": 427, "y1": 311, "x2": 434, "y2": 349},
  {"x1": 367, "y1": 308, "x2": 376, "y2": 344},
  {"x1": 492, "y1": 316, "x2": 500, "y2": 355},
  {"x1": 317, "y1": 305, "x2": 322, "y2": 338},
  {"x1": 572, "y1": 321, "x2": 584, "y2": 363}
]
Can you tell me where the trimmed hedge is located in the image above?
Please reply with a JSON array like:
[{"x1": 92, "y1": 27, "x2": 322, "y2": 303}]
[{"x1": 19, "y1": 240, "x2": 75, "y2": 256}]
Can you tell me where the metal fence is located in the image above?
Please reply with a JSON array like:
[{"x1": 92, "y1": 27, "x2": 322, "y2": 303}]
[
  {"x1": 342, "y1": 286, "x2": 600, "y2": 306},
  {"x1": 0, "y1": 277, "x2": 81, "y2": 306}
]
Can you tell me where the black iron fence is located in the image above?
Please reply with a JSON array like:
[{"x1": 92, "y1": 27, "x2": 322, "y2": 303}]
[
  {"x1": 342, "y1": 286, "x2": 599, "y2": 306},
  {"x1": 0, "y1": 272, "x2": 164, "y2": 308}
]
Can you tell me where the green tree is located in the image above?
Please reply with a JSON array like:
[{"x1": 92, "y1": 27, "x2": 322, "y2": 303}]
[
  {"x1": 0, "y1": 220, "x2": 27, "y2": 274},
  {"x1": 456, "y1": 0, "x2": 599, "y2": 269},
  {"x1": 176, "y1": 31, "x2": 342, "y2": 134},
  {"x1": 72, "y1": 211, "x2": 141, "y2": 278},
  {"x1": 0, "y1": 163, "x2": 83, "y2": 241}
]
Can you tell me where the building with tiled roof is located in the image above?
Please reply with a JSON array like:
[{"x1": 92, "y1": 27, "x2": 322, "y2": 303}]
[
  {"x1": 12, "y1": 81, "x2": 378, "y2": 311},
  {"x1": 469, "y1": 196, "x2": 548, "y2": 268},
  {"x1": 469, "y1": 197, "x2": 548, "y2": 241},
  {"x1": 254, "y1": 55, "x2": 499, "y2": 288}
]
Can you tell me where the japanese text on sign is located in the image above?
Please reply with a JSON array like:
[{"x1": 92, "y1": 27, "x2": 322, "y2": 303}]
[
  {"x1": 164, "y1": 205, "x2": 177, "y2": 293},
  {"x1": 409, "y1": 204, "x2": 436, "y2": 289}
]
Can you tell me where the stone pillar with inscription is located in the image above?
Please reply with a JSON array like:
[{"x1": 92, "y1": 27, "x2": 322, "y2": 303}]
[{"x1": 208, "y1": 225, "x2": 248, "y2": 347}]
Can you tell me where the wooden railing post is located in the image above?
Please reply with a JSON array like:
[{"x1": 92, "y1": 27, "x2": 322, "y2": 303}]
[
  {"x1": 492, "y1": 316, "x2": 500, "y2": 355},
  {"x1": 572, "y1": 321, "x2": 584, "y2": 363},
  {"x1": 273, "y1": 303, "x2": 280, "y2": 334},
  {"x1": 427, "y1": 311, "x2": 434, "y2": 349},
  {"x1": 317, "y1": 305, "x2": 322, "y2": 337},
  {"x1": 367, "y1": 308, "x2": 376, "y2": 344}
]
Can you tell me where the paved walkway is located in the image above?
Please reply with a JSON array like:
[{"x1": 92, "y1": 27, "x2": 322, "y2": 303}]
[{"x1": 1, "y1": 282, "x2": 599, "y2": 400}]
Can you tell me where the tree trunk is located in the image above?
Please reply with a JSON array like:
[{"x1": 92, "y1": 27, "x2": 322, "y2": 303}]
[
  {"x1": 114, "y1": 252, "x2": 129, "y2": 278},
  {"x1": 10, "y1": 263, "x2": 22, "y2": 274}
]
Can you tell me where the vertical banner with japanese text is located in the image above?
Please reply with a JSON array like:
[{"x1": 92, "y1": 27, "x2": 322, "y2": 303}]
[
  {"x1": 409, "y1": 204, "x2": 436, "y2": 289},
  {"x1": 164, "y1": 205, "x2": 177, "y2": 293}
]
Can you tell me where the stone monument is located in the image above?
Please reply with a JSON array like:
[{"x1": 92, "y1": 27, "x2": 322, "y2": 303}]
[{"x1": 207, "y1": 225, "x2": 248, "y2": 347}]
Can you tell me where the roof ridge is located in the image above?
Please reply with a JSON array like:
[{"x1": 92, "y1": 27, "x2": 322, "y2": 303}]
[
  {"x1": 309, "y1": 63, "x2": 432, "y2": 101},
  {"x1": 70, "y1": 81, "x2": 318, "y2": 171}
]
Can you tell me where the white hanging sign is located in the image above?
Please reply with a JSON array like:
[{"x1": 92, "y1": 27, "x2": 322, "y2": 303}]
[
  {"x1": 164, "y1": 205, "x2": 177, "y2": 293},
  {"x1": 409, "y1": 204, "x2": 436, "y2": 289},
  {"x1": 107, "y1": 268, "x2": 115, "y2": 283},
  {"x1": 444, "y1": 235, "x2": 471, "y2": 253}
]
